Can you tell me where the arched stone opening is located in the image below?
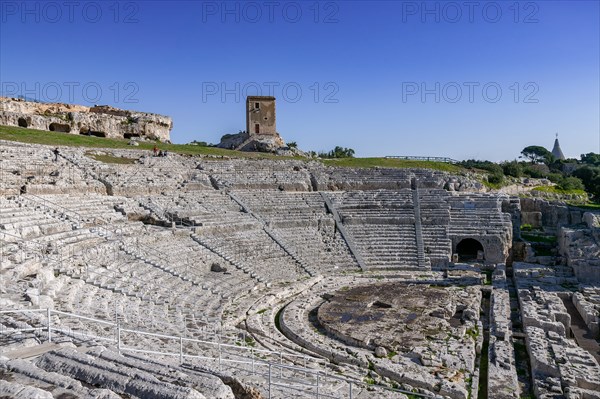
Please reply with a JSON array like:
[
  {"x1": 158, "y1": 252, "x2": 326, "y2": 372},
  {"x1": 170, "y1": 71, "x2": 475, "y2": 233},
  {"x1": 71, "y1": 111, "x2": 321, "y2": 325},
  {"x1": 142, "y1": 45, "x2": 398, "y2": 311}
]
[
  {"x1": 124, "y1": 133, "x2": 140, "y2": 139},
  {"x1": 18, "y1": 118, "x2": 28, "y2": 128},
  {"x1": 456, "y1": 238, "x2": 484, "y2": 262},
  {"x1": 49, "y1": 123, "x2": 71, "y2": 133}
]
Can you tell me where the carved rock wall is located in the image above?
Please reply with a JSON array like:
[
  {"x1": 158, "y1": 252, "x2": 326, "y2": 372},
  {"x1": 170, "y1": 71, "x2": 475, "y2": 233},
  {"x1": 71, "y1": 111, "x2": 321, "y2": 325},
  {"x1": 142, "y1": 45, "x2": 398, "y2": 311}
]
[{"x1": 0, "y1": 97, "x2": 172, "y2": 142}]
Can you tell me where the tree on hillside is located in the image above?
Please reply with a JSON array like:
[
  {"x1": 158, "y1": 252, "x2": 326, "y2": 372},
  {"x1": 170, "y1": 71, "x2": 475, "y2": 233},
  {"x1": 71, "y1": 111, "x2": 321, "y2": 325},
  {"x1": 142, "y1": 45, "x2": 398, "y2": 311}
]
[
  {"x1": 521, "y1": 146, "x2": 554, "y2": 165},
  {"x1": 459, "y1": 160, "x2": 502, "y2": 173},
  {"x1": 319, "y1": 146, "x2": 355, "y2": 158},
  {"x1": 573, "y1": 166, "x2": 598, "y2": 184},
  {"x1": 573, "y1": 166, "x2": 600, "y2": 201},
  {"x1": 458, "y1": 160, "x2": 504, "y2": 185},
  {"x1": 581, "y1": 152, "x2": 600, "y2": 165}
]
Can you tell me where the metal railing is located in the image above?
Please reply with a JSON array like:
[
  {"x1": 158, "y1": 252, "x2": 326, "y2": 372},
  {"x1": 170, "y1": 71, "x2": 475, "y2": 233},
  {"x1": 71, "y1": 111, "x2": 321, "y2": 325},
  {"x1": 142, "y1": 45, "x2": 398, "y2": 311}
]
[
  {"x1": 385, "y1": 155, "x2": 459, "y2": 164},
  {"x1": 0, "y1": 308, "x2": 434, "y2": 399}
]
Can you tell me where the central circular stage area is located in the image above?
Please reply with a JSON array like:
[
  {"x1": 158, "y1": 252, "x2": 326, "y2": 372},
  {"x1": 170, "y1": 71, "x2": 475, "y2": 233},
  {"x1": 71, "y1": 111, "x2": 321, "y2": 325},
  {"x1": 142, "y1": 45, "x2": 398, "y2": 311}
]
[{"x1": 317, "y1": 282, "x2": 480, "y2": 352}]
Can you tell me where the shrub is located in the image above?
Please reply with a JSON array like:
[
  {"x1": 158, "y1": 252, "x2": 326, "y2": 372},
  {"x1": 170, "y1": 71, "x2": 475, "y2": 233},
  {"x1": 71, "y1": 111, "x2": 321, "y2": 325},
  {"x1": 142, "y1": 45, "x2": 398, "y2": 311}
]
[
  {"x1": 501, "y1": 161, "x2": 523, "y2": 178},
  {"x1": 558, "y1": 176, "x2": 585, "y2": 191},
  {"x1": 547, "y1": 173, "x2": 563, "y2": 183},
  {"x1": 189, "y1": 140, "x2": 209, "y2": 146},
  {"x1": 460, "y1": 159, "x2": 502, "y2": 175},
  {"x1": 318, "y1": 146, "x2": 355, "y2": 158},
  {"x1": 523, "y1": 164, "x2": 550, "y2": 178},
  {"x1": 487, "y1": 172, "x2": 504, "y2": 185},
  {"x1": 521, "y1": 224, "x2": 534, "y2": 231}
]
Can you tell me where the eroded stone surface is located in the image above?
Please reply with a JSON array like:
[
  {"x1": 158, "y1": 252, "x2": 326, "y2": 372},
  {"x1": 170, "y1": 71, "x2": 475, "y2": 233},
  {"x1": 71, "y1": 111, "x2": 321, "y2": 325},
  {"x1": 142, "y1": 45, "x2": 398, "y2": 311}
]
[
  {"x1": 0, "y1": 97, "x2": 172, "y2": 142},
  {"x1": 318, "y1": 283, "x2": 480, "y2": 352}
]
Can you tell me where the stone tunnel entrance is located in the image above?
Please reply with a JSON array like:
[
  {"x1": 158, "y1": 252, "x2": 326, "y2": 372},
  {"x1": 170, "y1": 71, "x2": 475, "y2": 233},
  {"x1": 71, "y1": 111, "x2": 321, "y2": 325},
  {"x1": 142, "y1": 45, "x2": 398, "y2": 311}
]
[
  {"x1": 456, "y1": 238, "x2": 484, "y2": 262},
  {"x1": 18, "y1": 118, "x2": 28, "y2": 128}
]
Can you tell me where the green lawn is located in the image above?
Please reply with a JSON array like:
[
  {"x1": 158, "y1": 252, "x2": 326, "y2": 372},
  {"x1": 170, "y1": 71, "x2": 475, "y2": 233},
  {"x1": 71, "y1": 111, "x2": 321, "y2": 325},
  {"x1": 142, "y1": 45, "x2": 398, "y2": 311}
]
[
  {"x1": 521, "y1": 233, "x2": 557, "y2": 244},
  {"x1": 568, "y1": 202, "x2": 600, "y2": 210},
  {"x1": 322, "y1": 157, "x2": 464, "y2": 172},
  {"x1": 0, "y1": 125, "x2": 292, "y2": 159},
  {"x1": 85, "y1": 152, "x2": 139, "y2": 164},
  {"x1": 531, "y1": 185, "x2": 587, "y2": 196},
  {"x1": 1, "y1": 124, "x2": 467, "y2": 172}
]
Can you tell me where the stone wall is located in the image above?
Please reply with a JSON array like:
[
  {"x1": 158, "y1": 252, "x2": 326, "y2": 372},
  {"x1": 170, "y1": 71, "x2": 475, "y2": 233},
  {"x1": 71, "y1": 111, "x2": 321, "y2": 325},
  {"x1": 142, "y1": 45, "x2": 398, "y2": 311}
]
[
  {"x1": 573, "y1": 292, "x2": 600, "y2": 337},
  {"x1": 520, "y1": 198, "x2": 583, "y2": 230},
  {"x1": 0, "y1": 97, "x2": 172, "y2": 142},
  {"x1": 559, "y1": 225, "x2": 600, "y2": 283},
  {"x1": 246, "y1": 96, "x2": 276, "y2": 136}
]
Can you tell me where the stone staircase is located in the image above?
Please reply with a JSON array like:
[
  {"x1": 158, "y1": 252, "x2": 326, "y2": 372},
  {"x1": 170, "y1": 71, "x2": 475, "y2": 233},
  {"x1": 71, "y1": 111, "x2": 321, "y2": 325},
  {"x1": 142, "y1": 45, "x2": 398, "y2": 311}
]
[
  {"x1": 319, "y1": 192, "x2": 367, "y2": 271},
  {"x1": 412, "y1": 188, "x2": 430, "y2": 269},
  {"x1": 227, "y1": 191, "x2": 315, "y2": 277}
]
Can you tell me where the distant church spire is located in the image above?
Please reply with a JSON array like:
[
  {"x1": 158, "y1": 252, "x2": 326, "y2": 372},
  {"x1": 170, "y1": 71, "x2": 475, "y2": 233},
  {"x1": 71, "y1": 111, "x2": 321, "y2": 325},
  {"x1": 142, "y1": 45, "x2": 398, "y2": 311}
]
[{"x1": 551, "y1": 133, "x2": 565, "y2": 160}]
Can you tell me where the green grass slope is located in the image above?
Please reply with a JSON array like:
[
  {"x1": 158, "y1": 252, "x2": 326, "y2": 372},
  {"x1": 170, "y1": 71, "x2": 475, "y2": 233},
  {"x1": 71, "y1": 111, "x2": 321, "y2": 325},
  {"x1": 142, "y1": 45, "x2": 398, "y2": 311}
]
[
  {"x1": 0, "y1": 125, "x2": 284, "y2": 159},
  {"x1": 0, "y1": 124, "x2": 464, "y2": 172}
]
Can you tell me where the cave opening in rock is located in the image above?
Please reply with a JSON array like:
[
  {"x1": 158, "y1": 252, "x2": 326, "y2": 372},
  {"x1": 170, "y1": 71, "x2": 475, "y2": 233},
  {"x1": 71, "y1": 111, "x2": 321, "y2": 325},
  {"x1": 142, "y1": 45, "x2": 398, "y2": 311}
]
[
  {"x1": 18, "y1": 118, "x2": 28, "y2": 128},
  {"x1": 49, "y1": 123, "x2": 71, "y2": 133},
  {"x1": 79, "y1": 130, "x2": 106, "y2": 137},
  {"x1": 124, "y1": 133, "x2": 140, "y2": 139}
]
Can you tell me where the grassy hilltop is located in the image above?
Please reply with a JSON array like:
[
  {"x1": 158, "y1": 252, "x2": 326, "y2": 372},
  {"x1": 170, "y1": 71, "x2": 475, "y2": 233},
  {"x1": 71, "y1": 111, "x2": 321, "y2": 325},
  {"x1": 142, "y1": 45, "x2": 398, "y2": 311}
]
[{"x1": 0, "y1": 125, "x2": 461, "y2": 172}]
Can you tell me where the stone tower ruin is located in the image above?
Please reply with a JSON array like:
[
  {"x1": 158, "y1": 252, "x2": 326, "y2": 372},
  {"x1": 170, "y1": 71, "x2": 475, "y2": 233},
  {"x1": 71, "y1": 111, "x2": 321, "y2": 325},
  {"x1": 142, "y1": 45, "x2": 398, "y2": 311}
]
[{"x1": 246, "y1": 96, "x2": 276, "y2": 136}]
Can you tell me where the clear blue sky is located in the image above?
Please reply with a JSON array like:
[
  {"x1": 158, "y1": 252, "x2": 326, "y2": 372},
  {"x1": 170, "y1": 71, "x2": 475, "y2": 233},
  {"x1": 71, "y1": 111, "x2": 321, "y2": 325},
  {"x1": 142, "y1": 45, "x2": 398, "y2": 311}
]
[{"x1": 1, "y1": 0, "x2": 598, "y2": 161}]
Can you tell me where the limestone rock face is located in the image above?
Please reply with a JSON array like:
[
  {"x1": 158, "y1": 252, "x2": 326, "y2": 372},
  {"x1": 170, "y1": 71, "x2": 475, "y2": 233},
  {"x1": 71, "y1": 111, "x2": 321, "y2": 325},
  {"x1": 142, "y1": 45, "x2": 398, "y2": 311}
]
[
  {"x1": 584, "y1": 212, "x2": 600, "y2": 228},
  {"x1": 444, "y1": 176, "x2": 485, "y2": 192},
  {"x1": 0, "y1": 97, "x2": 172, "y2": 142},
  {"x1": 217, "y1": 131, "x2": 250, "y2": 149},
  {"x1": 559, "y1": 226, "x2": 600, "y2": 283},
  {"x1": 217, "y1": 131, "x2": 286, "y2": 153},
  {"x1": 0, "y1": 380, "x2": 54, "y2": 399},
  {"x1": 33, "y1": 346, "x2": 231, "y2": 399}
]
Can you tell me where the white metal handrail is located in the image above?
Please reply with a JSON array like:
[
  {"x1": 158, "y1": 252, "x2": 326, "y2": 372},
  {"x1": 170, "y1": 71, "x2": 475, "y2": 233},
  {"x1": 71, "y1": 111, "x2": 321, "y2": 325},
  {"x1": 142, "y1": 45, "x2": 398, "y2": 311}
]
[{"x1": 0, "y1": 308, "x2": 434, "y2": 398}]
